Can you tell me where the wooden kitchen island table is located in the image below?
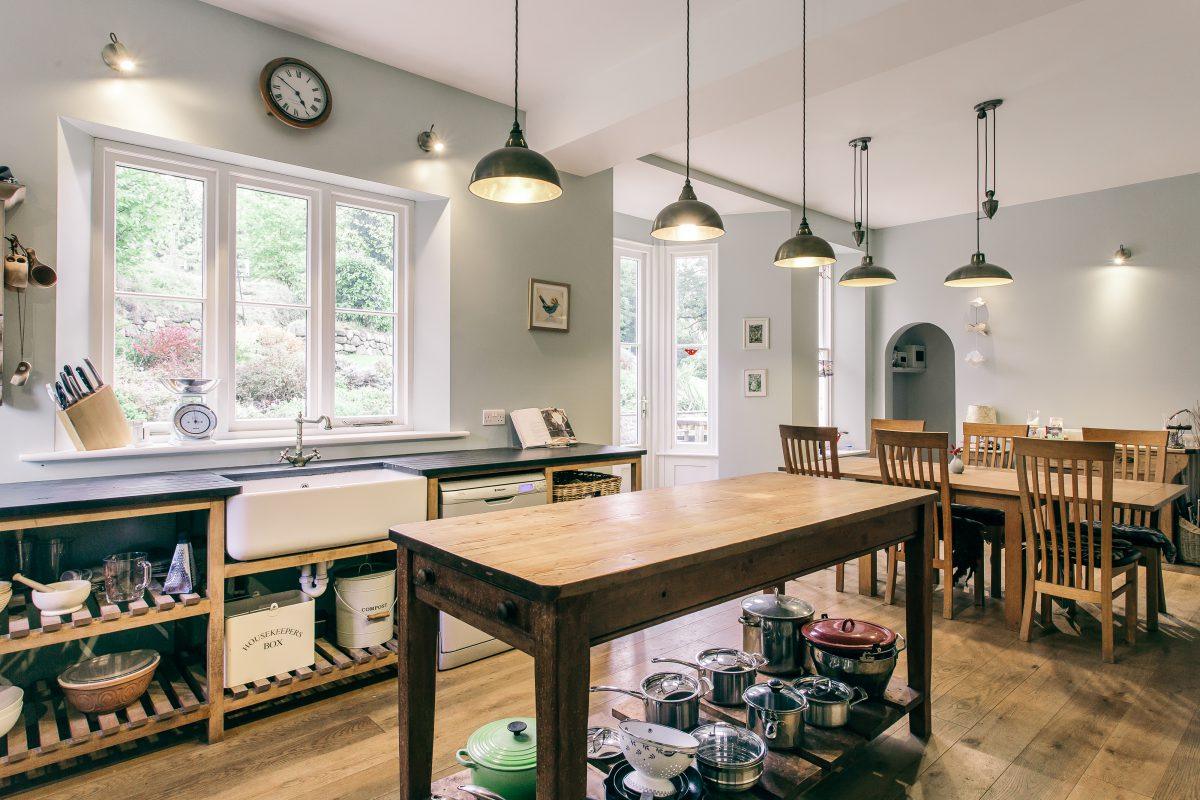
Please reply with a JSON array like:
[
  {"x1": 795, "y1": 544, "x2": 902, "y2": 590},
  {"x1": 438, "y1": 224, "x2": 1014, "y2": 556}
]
[{"x1": 390, "y1": 472, "x2": 936, "y2": 800}]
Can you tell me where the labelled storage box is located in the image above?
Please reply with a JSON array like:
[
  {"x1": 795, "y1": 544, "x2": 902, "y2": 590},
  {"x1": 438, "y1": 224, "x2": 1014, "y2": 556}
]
[{"x1": 224, "y1": 590, "x2": 314, "y2": 687}]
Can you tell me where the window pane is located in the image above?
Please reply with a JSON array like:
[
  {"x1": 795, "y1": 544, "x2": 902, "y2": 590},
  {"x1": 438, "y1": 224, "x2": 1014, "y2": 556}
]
[
  {"x1": 114, "y1": 166, "x2": 204, "y2": 297},
  {"x1": 675, "y1": 346, "x2": 708, "y2": 444},
  {"x1": 114, "y1": 296, "x2": 204, "y2": 422},
  {"x1": 335, "y1": 312, "x2": 395, "y2": 417},
  {"x1": 674, "y1": 255, "x2": 708, "y2": 345},
  {"x1": 336, "y1": 204, "x2": 397, "y2": 313},
  {"x1": 235, "y1": 304, "x2": 307, "y2": 419},
  {"x1": 619, "y1": 344, "x2": 639, "y2": 446},
  {"x1": 235, "y1": 187, "x2": 308, "y2": 305},
  {"x1": 619, "y1": 257, "x2": 638, "y2": 345}
]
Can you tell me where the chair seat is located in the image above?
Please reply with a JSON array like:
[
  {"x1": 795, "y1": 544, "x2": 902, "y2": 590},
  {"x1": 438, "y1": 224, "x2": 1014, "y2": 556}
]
[
  {"x1": 1039, "y1": 540, "x2": 1142, "y2": 569},
  {"x1": 948, "y1": 515, "x2": 986, "y2": 583},
  {"x1": 952, "y1": 503, "x2": 1006, "y2": 528},
  {"x1": 1110, "y1": 522, "x2": 1176, "y2": 564}
]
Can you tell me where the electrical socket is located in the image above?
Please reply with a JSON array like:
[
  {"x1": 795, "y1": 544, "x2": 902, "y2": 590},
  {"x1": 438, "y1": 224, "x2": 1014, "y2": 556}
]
[{"x1": 482, "y1": 409, "x2": 506, "y2": 426}]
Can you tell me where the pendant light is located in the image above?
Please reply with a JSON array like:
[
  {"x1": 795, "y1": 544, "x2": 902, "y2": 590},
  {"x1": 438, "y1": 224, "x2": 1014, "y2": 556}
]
[
  {"x1": 839, "y1": 137, "x2": 896, "y2": 287},
  {"x1": 774, "y1": 0, "x2": 835, "y2": 268},
  {"x1": 944, "y1": 99, "x2": 1013, "y2": 287},
  {"x1": 469, "y1": 0, "x2": 563, "y2": 204},
  {"x1": 651, "y1": 0, "x2": 724, "y2": 241}
]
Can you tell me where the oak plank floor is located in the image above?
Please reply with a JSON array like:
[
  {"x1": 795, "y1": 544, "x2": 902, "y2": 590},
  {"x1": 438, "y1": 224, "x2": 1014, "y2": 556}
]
[{"x1": 6, "y1": 561, "x2": 1199, "y2": 800}]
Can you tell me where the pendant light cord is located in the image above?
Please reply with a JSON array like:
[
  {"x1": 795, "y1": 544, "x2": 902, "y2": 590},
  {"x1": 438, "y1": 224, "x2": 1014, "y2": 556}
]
[
  {"x1": 864, "y1": 142, "x2": 870, "y2": 256},
  {"x1": 685, "y1": 0, "x2": 691, "y2": 181},
  {"x1": 975, "y1": 111, "x2": 981, "y2": 253},
  {"x1": 801, "y1": 0, "x2": 807, "y2": 219},
  {"x1": 513, "y1": 0, "x2": 520, "y2": 126}
]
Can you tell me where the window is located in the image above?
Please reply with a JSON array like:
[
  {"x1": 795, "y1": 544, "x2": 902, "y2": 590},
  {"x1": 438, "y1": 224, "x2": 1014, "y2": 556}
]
[
  {"x1": 818, "y1": 263, "x2": 833, "y2": 427},
  {"x1": 613, "y1": 244, "x2": 647, "y2": 446},
  {"x1": 99, "y1": 141, "x2": 410, "y2": 435},
  {"x1": 670, "y1": 246, "x2": 717, "y2": 450}
]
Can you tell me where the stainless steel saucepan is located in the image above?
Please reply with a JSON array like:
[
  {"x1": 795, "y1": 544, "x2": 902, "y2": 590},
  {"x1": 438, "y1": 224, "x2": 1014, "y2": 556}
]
[
  {"x1": 652, "y1": 647, "x2": 766, "y2": 707},
  {"x1": 589, "y1": 671, "x2": 712, "y2": 731}
]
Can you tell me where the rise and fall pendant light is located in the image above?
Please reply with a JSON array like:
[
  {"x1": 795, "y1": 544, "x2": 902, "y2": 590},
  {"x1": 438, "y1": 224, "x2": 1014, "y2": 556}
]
[
  {"x1": 774, "y1": 0, "x2": 835, "y2": 268},
  {"x1": 839, "y1": 137, "x2": 896, "y2": 287},
  {"x1": 944, "y1": 99, "x2": 1013, "y2": 287},
  {"x1": 651, "y1": 0, "x2": 724, "y2": 241},
  {"x1": 468, "y1": 0, "x2": 563, "y2": 204}
]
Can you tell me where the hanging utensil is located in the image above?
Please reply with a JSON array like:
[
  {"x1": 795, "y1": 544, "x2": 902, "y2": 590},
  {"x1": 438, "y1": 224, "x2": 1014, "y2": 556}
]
[
  {"x1": 9, "y1": 288, "x2": 30, "y2": 386},
  {"x1": 25, "y1": 248, "x2": 57, "y2": 288}
]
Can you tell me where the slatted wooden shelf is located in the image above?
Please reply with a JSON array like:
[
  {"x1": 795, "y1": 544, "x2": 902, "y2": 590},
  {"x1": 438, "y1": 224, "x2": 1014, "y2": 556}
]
[
  {"x1": 0, "y1": 589, "x2": 208, "y2": 655},
  {"x1": 0, "y1": 656, "x2": 209, "y2": 779},
  {"x1": 223, "y1": 635, "x2": 397, "y2": 711},
  {"x1": 223, "y1": 539, "x2": 396, "y2": 578}
]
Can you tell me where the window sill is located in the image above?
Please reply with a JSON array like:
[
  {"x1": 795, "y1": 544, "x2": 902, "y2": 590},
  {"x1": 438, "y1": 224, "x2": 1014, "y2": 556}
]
[{"x1": 20, "y1": 429, "x2": 470, "y2": 464}]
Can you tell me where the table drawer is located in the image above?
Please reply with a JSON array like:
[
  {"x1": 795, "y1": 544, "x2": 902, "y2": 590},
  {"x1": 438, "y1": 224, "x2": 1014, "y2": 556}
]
[{"x1": 411, "y1": 555, "x2": 533, "y2": 640}]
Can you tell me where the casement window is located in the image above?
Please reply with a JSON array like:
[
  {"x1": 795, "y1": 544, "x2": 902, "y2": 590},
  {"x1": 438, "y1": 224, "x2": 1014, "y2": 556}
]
[
  {"x1": 614, "y1": 244, "x2": 648, "y2": 447},
  {"x1": 97, "y1": 141, "x2": 411, "y2": 435},
  {"x1": 817, "y1": 263, "x2": 833, "y2": 427},
  {"x1": 667, "y1": 245, "x2": 717, "y2": 452}
]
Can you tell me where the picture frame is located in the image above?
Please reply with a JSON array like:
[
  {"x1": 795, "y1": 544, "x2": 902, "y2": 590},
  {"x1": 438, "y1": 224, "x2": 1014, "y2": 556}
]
[
  {"x1": 528, "y1": 278, "x2": 570, "y2": 332},
  {"x1": 743, "y1": 317, "x2": 769, "y2": 349},
  {"x1": 744, "y1": 368, "x2": 768, "y2": 397}
]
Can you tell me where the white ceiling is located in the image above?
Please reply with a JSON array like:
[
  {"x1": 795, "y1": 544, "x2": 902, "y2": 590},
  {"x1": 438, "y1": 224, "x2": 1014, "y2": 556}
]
[
  {"x1": 613, "y1": 161, "x2": 782, "y2": 223},
  {"x1": 204, "y1": 0, "x2": 1200, "y2": 228}
]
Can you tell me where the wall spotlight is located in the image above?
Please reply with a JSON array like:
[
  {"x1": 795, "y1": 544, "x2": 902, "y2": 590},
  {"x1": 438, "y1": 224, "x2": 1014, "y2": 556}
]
[
  {"x1": 1113, "y1": 244, "x2": 1132, "y2": 265},
  {"x1": 101, "y1": 32, "x2": 136, "y2": 73},
  {"x1": 417, "y1": 124, "x2": 444, "y2": 154}
]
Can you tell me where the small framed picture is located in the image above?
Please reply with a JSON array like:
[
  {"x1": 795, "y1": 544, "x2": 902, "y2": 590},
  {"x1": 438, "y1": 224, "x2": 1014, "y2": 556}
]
[
  {"x1": 744, "y1": 368, "x2": 768, "y2": 397},
  {"x1": 743, "y1": 317, "x2": 769, "y2": 349},
  {"x1": 528, "y1": 278, "x2": 570, "y2": 332}
]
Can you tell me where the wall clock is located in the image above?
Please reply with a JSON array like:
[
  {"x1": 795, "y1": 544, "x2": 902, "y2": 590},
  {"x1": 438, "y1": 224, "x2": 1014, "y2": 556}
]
[{"x1": 259, "y1": 57, "x2": 332, "y2": 129}]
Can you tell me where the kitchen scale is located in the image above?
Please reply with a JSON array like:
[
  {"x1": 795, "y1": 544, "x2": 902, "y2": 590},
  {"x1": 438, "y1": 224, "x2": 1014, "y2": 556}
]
[{"x1": 161, "y1": 378, "x2": 220, "y2": 442}]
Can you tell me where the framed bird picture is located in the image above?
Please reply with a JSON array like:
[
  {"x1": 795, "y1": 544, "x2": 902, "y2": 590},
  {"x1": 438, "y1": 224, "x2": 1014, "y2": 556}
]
[{"x1": 528, "y1": 278, "x2": 570, "y2": 332}]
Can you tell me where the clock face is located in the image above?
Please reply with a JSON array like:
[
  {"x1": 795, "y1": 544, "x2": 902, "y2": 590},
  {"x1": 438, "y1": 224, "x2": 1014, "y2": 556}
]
[
  {"x1": 260, "y1": 58, "x2": 331, "y2": 128},
  {"x1": 174, "y1": 403, "x2": 218, "y2": 440}
]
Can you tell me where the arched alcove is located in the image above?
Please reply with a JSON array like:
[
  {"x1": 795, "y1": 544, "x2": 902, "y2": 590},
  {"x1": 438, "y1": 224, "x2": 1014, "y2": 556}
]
[{"x1": 884, "y1": 323, "x2": 956, "y2": 445}]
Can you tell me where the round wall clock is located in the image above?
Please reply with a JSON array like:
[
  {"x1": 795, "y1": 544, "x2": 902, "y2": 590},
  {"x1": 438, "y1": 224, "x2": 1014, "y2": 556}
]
[{"x1": 259, "y1": 57, "x2": 332, "y2": 129}]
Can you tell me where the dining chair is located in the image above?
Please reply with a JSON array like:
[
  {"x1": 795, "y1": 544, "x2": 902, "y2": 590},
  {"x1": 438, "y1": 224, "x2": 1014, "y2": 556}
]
[
  {"x1": 1081, "y1": 427, "x2": 1174, "y2": 626},
  {"x1": 868, "y1": 418, "x2": 925, "y2": 457},
  {"x1": 1015, "y1": 437, "x2": 1139, "y2": 662},
  {"x1": 779, "y1": 425, "x2": 845, "y2": 590},
  {"x1": 875, "y1": 429, "x2": 986, "y2": 618},
  {"x1": 957, "y1": 422, "x2": 1029, "y2": 599}
]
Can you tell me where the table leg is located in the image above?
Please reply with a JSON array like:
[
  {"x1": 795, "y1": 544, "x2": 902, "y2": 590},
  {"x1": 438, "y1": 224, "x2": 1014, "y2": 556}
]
[
  {"x1": 1157, "y1": 506, "x2": 1171, "y2": 615},
  {"x1": 630, "y1": 457, "x2": 643, "y2": 491},
  {"x1": 397, "y1": 548, "x2": 439, "y2": 800},
  {"x1": 533, "y1": 599, "x2": 592, "y2": 800},
  {"x1": 1144, "y1": 548, "x2": 1160, "y2": 632},
  {"x1": 857, "y1": 551, "x2": 878, "y2": 597},
  {"x1": 907, "y1": 500, "x2": 934, "y2": 738},
  {"x1": 1002, "y1": 497, "x2": 1023, "y2": 629}
]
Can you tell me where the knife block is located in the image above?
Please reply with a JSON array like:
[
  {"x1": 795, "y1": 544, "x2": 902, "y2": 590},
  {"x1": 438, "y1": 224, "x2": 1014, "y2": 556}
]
[{"x1": 56, "y1": 385, "x2": 133, "y2": 450}]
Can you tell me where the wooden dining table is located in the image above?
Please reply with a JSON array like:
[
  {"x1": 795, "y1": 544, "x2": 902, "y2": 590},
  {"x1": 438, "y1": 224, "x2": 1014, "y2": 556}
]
[
  {"x1": 835, "y1": 455, "x2": 1186, "y2": 630},
  {"x1": 391, "y1": 472, "x2": 936, "y2": 799}
]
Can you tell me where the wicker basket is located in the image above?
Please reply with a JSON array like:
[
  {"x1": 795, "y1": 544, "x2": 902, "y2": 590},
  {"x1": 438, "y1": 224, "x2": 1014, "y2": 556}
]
[
  {"x1": 551, "y1": 470, "x2": 622, "y2": 503},
  {"x1": 1179, "y1": 517, "x2": 1200, "y2": 565}
]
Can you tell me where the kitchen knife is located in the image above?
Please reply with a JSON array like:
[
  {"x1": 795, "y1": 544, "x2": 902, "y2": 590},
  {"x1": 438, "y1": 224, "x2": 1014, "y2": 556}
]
[
  {"x1": 63, "y1": 365, "x2": 84, "y2": 399},
  {"x1": 75, "y1": 366, "x2": 95, "y2": 394},
  {"x1": 44, "y1": 383, "x2": 64, "y2": 410},
  {"x1": 59, "y1": 371, "x2": 78, "y2": 404},
  {"x1": 55, "y1": 382, "x2": 70, "y2": 409},
  {"x1": 83, "y1": 357, "x2": 104, "y2": 388}
]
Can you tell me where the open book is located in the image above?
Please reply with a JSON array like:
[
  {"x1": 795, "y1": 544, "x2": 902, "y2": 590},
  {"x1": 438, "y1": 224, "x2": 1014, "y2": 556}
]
[{"x1": 511, "y1": 407, "x2": 577, "y2": 448}]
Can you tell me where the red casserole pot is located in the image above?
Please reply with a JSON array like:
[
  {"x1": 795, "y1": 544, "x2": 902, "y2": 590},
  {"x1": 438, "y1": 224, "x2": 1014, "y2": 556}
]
[{"x1": 801, "y1": 615, "x2": 898, "y2": 659}]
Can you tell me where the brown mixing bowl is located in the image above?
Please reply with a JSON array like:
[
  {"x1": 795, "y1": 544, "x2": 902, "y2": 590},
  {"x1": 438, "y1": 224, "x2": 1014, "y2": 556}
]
[{"x1": 58, "y1": 650, "x2": 160, "y2": 714}]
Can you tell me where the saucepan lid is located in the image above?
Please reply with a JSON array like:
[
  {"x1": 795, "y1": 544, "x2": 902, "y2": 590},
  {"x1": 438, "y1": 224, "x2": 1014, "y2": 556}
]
[
  {"x1": 696, "y1": 647, "x2": 761, "y2": 673},
  {"x1": 691, "y1": 722, "x2": 766, "y2": 767},
  {"x1": 641, "y1": 671, "x2": 704, "y2": 702},
  {"x1": 740, "y1": 593, "x2": 815, "y2": 621},
  {"x1": 802, "y1": 614, "x2": 897, "y2": 654},
  {"x1": 742, "y1": 679, "x2": 808, "y2": 712}
]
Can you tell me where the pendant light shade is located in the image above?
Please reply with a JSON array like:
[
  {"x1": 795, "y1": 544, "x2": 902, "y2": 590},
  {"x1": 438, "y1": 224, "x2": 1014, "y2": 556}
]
[
  {"x1": 944, "y1": 252, "x2": 1013, "y2": 287},
  {"x1": 840, "y1": 255, "x2": 897, "y2": 287},
  {"x1": 469, "y1": 0, "x2": 562, "y2": 204},
  {"x1": 652, "y1": 179, "x2": 725, "y2": 241},
  {"x1": 652, "y1": 0, "x2": 723, "y2": 241},
  {"x1": 774, "y1": 0, "x2": 833, "y2": 269},
  {"x1": 839, "y1": 136, "x2": 894, "y2": 286}
]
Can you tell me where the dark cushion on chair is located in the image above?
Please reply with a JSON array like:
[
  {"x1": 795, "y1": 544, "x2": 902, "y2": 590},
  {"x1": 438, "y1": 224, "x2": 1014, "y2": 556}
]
[
  {"x1": 1043, "y1": 540, "x2": 1142, "y2": 569},
  {"x1": 1110, "y1": 522, "x2": 1176, "y2": 564},
  {"x1": 949, "y1": 515, "x2": 986, "y2": 585},
  {"x1": 952, "y1": 503, "x2": 1007, "y2": 528}
]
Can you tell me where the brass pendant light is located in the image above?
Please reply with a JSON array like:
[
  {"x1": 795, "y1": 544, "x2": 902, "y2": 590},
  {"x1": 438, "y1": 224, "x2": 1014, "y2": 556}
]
[
  {"x1": 944, "y1": 99, "x2": 1013, "y2": 287},
  {"x1": 839, "y1": 137, "x2": 896, "y2": 287},
  {"x1": 774, "y1": 0, "x2": 835, "y2": 268},
  {"x1": 652, "y1": 0, "x2": 724, "y2": 241},
  {"x1": 469, "y1": 0, "x2": 563, "y2": 204}
]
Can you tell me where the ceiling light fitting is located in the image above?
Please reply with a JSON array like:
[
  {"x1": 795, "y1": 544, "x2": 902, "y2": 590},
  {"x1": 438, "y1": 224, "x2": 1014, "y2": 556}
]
[
  {"x1": 1113, "y1": 244, "x2": 1132, "y2": 264},
  {"x1": 840, "y1": 136, "x2": 896, "y2": 287},
  {"x1": 774, "y1": 0, "x2": 834, "y2": 268},
  {"x1": 944, "y1": 99, "x2": 1013, "y2": 288},
  {"x1": 417, "y1": 124, "x2": 444, "y2": 153},
  {"x1": 101, "y1": 32, "x2": 135, "y2": 73},
  {"x1": 651, "y1": 0, "x2": 724, "y2": 241},
  {"x1": 468, "y1": 0, "x2": 562, "y2": 203}
]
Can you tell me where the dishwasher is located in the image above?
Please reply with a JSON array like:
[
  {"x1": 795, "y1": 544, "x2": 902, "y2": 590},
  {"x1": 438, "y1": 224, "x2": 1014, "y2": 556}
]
[{"x1": 437, "y1": 471, "x2": 547, "y2": 669}]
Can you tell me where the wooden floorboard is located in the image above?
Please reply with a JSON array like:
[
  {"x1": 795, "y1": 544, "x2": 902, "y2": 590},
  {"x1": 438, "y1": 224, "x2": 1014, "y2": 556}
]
[{"x1": 4, "y1": 558, "x2": 1198, "y2": 800}]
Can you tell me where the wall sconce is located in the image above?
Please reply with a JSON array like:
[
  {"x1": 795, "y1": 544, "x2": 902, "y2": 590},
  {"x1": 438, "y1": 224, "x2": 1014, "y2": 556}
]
[
  {"x1": 1113, "y1": 244, "x2": 1132, "y2": 265},
  {"x1": 101, "y1": 32, "x2": 136, "y2": 73},
  {"x1": 417, "y1": 124, "x2": 444, "y2": 154}
]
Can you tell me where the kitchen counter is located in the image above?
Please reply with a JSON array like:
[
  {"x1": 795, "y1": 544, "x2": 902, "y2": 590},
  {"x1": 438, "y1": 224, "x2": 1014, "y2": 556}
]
[{"x1": 0, "y1": 444, "x2": 646, "y2": 520}]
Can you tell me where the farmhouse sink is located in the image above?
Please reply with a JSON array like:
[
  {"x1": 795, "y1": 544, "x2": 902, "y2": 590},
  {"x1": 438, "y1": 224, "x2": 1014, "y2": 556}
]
[{"x1": 223, "y1": 467, "x2": 427, "y2": 561}]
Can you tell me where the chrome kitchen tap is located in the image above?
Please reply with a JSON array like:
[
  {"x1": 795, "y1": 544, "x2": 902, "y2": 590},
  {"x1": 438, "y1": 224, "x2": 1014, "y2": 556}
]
[{"x1": 280, "y1": 413, "x2": 332, "y2": 467}]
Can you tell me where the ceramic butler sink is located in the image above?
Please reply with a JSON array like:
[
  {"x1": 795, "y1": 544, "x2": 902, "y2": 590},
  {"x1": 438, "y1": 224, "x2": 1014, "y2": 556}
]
[{"x1": 224, "y1": 468, "x2": 427, "y2": 561}]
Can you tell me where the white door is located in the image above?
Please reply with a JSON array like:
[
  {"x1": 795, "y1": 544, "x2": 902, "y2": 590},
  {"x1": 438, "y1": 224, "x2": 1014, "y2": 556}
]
[{"x1": 614, "y1": 241, "x2": 651, "y2": 488}]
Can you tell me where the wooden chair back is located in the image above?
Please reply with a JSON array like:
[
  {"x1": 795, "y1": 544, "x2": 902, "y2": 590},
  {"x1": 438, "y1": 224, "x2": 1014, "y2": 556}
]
[
  {"x1": 875, "y1": 429, "x2": 954, "y2": 568},
  {"x1": 1081, "y1": 427, "x2": 1168, "y2": 525},
  {"x1": 779, "y1": 425, "x2": 841, "y2": 478},
  {"x1": 868, "y1": 418, "x2": 925, "y2": 457},
  {"x1": 963, "y1": 422, "x2": 1028, "y2": 469},
  {"x1": 1014, "y1": 437, "x2": 1116, "y2": 595}
]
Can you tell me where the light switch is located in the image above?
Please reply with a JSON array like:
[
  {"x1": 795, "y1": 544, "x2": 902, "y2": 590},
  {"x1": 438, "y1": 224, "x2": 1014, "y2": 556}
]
[{"x1": 482, "y1": 409, "x2": 506, "y2": 426}]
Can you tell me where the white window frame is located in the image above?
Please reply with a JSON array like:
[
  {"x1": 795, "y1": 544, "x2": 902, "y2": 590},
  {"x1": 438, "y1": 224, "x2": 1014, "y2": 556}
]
[
  {"x1": 94, "y1": 139, "x2": 413, "y2": 436},
  {"x1": 613, "y1": 239, "x2": 651, "y2": 447},
  {"x1": 661, "y1": 243, "x2": 718, "y2": 455}
]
